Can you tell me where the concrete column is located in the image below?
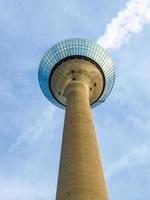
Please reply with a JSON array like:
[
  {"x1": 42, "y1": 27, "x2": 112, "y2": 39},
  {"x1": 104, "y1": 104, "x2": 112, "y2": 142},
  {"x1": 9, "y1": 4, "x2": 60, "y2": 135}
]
[{"x1": 56, "y1": 81, "x2": 108, "y2": 200}]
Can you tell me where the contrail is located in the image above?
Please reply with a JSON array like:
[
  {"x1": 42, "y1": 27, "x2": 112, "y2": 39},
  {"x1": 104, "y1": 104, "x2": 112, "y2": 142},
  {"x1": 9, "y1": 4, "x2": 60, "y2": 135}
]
[
  {"x1": 97, "y1": 0, "x2": 150, "y2": 49},
  {"x1": 8, "y1": 107, "x2": 56, "y2": 152}
]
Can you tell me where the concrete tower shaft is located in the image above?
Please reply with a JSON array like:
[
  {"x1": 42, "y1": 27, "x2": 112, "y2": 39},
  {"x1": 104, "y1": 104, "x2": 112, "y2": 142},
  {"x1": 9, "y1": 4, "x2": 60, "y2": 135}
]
[
  {"x1": 38, "y1": 38, "x2": 115, "y2": 200},
  {"x1": 56, "y1": 80, "x2": 108, "y2": 200}
]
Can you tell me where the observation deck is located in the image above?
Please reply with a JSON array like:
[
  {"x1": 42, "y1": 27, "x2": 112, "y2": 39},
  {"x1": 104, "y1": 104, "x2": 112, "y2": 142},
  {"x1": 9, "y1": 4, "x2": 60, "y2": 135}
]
[{"x1": 38, "y1": 38, "x2": 115, "y2": 108}]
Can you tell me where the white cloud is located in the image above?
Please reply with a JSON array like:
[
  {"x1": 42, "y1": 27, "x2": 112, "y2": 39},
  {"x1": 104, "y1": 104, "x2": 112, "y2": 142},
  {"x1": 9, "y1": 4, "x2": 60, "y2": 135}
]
[{"x1": 97, "y1": 0, "x2": 150, "y2": 49}]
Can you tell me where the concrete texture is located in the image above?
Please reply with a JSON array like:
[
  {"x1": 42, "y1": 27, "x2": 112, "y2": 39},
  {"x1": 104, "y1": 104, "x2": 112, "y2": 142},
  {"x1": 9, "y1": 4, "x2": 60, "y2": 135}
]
[
  {"x1": 56, "y1": 81, "x2": 108, "y2": 200},
  {"x1": 51, "y1": 59, "x2": 104, "y2": 107}
]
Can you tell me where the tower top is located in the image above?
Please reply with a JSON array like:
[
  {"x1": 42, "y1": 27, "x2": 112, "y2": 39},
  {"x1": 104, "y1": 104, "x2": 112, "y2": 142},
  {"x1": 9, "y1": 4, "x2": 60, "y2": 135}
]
[{"x1": 38, "y1": 38, "x2": 115, "y2": 108}]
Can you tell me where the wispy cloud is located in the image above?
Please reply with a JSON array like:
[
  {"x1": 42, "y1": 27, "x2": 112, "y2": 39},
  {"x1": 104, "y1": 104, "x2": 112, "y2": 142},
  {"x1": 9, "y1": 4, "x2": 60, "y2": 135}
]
[
  {"x1": 106, "y1": 145, "x2": 150, "y2": 181},
  {"x1": 0, "y1": 176, "x2": 51, "y2": 200},
  {"x1": 8, "y1": 107, "x2": 56, "y2": 152},
  {"x1": 97, "y1": 0, "x2": 150, "y2": 49}
]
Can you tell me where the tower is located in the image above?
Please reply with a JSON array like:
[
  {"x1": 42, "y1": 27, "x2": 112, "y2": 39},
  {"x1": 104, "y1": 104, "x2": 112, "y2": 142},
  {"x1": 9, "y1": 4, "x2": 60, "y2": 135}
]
[{"x1": 38, "y1": 38, "x2": 115, "y2": 200}]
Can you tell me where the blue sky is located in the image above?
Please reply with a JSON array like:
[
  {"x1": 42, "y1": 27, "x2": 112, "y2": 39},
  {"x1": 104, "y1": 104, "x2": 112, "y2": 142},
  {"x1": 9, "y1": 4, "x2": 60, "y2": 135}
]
[{"x1": 0, "y1": 0, "x2": 150, "y2": 199}]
